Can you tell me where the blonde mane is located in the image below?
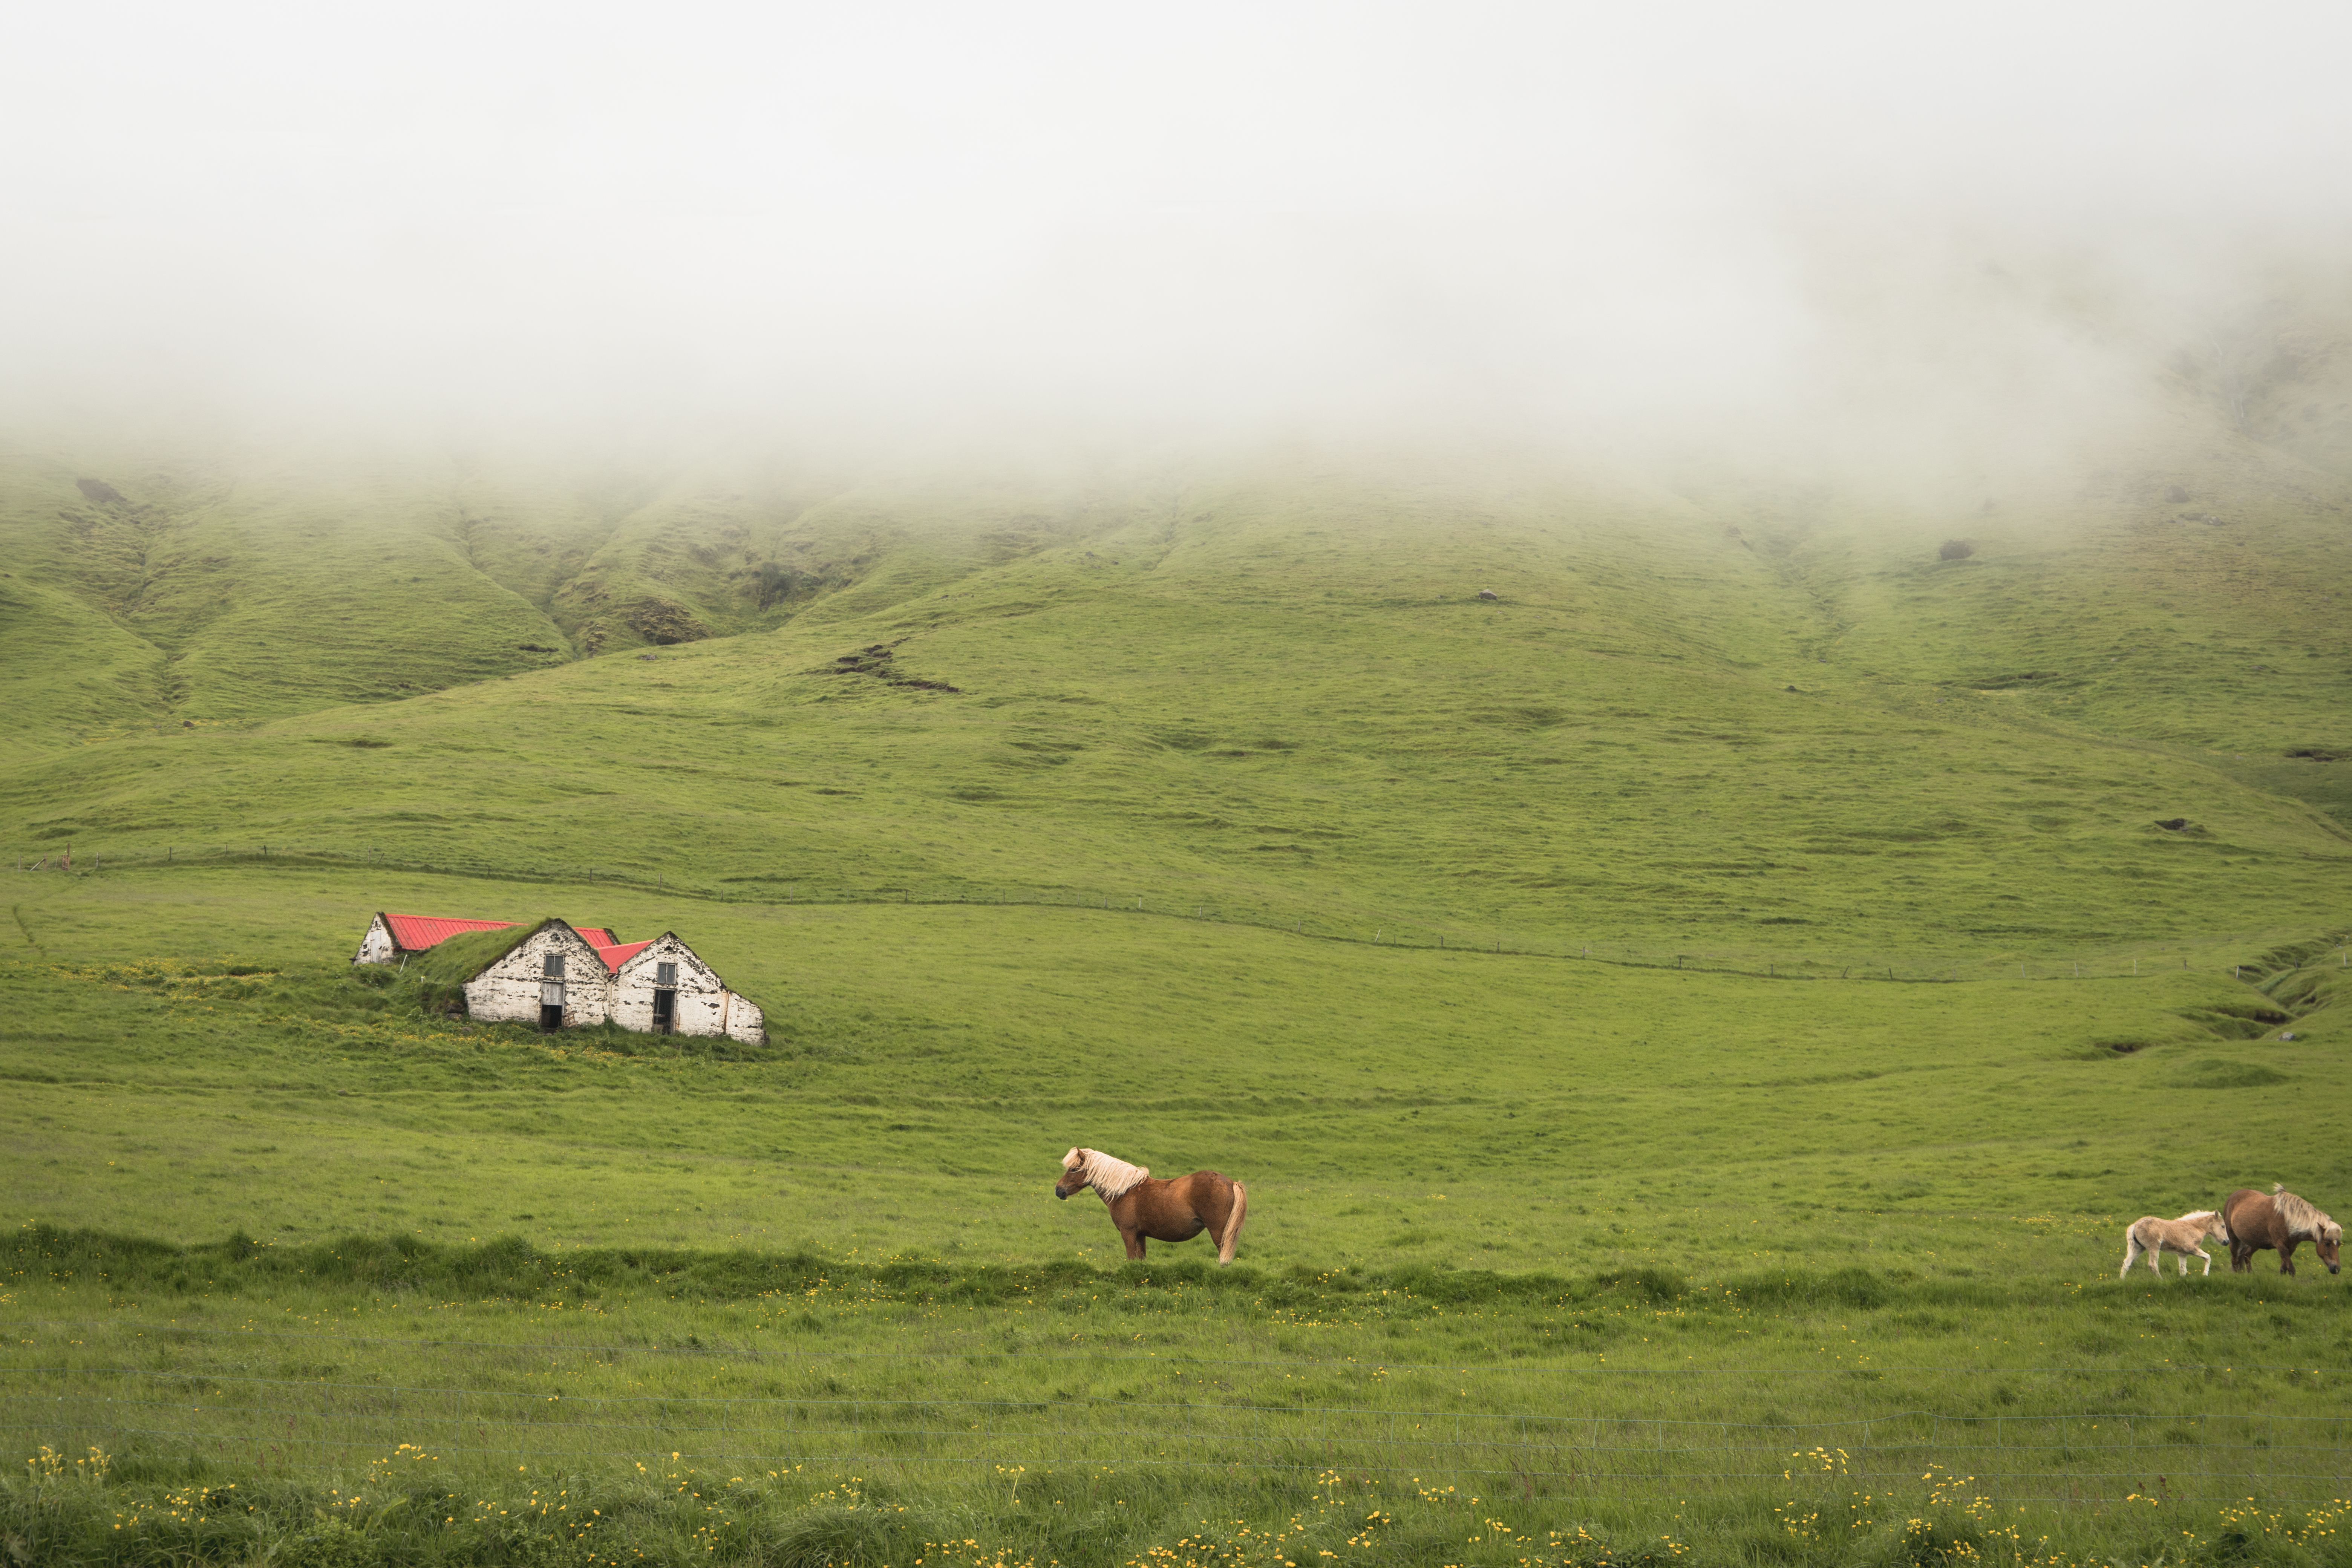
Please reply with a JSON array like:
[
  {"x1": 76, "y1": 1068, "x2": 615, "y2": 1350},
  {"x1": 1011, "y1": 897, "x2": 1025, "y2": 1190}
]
[
  {"x1": 2273, "y1": 1185, "x2": 2342, "y2": 1242},
  {"x1": 1063, "y1": 1146, "x2": 1150, "y2": 1201}
]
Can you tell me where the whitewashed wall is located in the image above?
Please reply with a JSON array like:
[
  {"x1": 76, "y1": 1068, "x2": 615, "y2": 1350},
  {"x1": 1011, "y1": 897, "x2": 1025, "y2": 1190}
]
[
  {"x1": 351, "y1": 915, "x2": 397, "y2": 966},
  {"x1": 612, "y1": 933, "x2": 766, "y2": 1044},
  {"x1": 720, "y1": 988, "x2": 766, "y2": 1046},
  {"x1": 463, "y1": 922, "x2": 611, "y2": 1027}
]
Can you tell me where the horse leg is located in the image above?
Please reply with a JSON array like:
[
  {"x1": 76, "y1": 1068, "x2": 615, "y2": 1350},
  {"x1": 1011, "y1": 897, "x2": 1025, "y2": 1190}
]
[
  {"x1": 2119, "y1": 1234, "x2": 2140, "y2": 1280},
  {"x1": 2193, "y1": 1246, "x2": 2212, "y2": 1276},
  {"x1": 2279, "y1": 1239, "x2": 2297, "y2": 1276},
  {"x1": 1122, "y1": 1227, "x2": 1147, "y2": 1261}
]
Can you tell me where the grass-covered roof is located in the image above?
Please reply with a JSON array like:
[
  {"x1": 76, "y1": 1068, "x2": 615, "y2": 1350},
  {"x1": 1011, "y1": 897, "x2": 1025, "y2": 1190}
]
[{"x1": 406, "y1": 919, "x2": 567, "y2": 988}]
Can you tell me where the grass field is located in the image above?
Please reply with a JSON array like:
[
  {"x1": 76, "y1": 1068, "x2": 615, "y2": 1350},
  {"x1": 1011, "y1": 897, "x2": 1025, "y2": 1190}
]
[
  {"x1": 3, "y1": 865, "x2": 2347, "y2": 1565},
  {"x1": 3, "y1": 409, "x2": 2350, "y2": 1565}
]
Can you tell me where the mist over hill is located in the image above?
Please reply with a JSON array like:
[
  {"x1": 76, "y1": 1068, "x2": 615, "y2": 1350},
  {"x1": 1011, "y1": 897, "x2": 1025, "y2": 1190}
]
[
  {"x1": 8, "y1": 23, "x2": 2352, "y2": 1558},
  {"x1": 5, "y1": 364, "x2": 2347, "y2": 964},
  {"x1": 6, "y1": 3, "x2": 2351, "y2": 963},
  {"x1": 8, "y1": 3, "x2": 2352, "y2": 455}
]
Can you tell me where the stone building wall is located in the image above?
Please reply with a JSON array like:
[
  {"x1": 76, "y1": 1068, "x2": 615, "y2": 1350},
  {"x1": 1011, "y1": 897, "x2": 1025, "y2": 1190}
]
[
  {"x1": 463, "y1": 922, "x2": 611, "y2": 1028},
  {"x1": 612, "y1": 933, "x2": 766, "y2": 1044},
  {"x1": 351, "y1": 915, "x2": 398, "y2": 966}
]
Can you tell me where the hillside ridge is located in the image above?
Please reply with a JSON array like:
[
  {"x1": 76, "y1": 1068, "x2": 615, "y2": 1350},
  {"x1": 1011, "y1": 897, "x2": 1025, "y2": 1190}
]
[{"x1": 6, "y1": 387, "x2": 2349, "y2": 957}]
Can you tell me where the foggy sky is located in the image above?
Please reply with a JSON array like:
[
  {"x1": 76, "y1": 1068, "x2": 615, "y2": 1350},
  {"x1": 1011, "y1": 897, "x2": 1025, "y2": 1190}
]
[{"x1": 7, "y1": 2, "x2": 2350, "y2": 465}]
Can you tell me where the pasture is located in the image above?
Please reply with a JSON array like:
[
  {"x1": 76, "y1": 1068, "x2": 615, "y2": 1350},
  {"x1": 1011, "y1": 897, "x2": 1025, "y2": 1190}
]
[
  {"x1": 3, "y1": 440, "x2": 2349, "y2": 1563},
  {"x1": 3, "y1": 864, "x2": 2347, "y2": 1567}
]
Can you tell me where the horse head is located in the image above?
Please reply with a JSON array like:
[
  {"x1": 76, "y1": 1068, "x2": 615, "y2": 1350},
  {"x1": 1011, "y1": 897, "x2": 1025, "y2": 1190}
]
[
  {"x1": 2193, "y1": 1210, "x2": 2228, "y2": 1240},
  {"x1": 2317, "y1": 1218, "x2": 2343, "y2": 1275},
  {"x1": 1054, "y1": 1147, "x2": 1091, "y2": 1201}
]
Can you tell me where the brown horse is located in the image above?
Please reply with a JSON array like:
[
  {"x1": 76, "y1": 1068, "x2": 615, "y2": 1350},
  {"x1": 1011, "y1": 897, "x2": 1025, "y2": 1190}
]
[
  {"x1": 1054, "y1": 1146, "x2": 1248, "y2": 1265},
  {"x1": 2223, "y1": 1184, "x2": 2342, "y2": 1276}
]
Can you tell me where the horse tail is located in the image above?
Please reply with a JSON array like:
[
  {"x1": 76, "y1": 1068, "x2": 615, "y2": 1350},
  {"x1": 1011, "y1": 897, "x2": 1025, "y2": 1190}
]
[{"x1": 1217, "y1": 1179, "x2": 1249, "y2": 1266}]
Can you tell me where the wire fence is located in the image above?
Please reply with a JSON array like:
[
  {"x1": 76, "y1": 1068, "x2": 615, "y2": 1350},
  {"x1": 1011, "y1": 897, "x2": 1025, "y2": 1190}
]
[
  {"x1": 7, "y1": 845, "x2": 2346, "y2": 991},
  {"x1": 4, "y1": 1323, "x2": 2347, "y2": 1507}
]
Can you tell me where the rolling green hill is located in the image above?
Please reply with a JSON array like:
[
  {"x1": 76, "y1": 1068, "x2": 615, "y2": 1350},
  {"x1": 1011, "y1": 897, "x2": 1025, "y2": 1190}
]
[
  {"x1": 0, "y1": 444, "x2": 1121, "y2": 763},
  {"x1": 3, "y1": 401, "x2": 2347, "y2": 961},
  {"x1": 5, "y1": 371, "x2": 2352, "y2": 1566}
]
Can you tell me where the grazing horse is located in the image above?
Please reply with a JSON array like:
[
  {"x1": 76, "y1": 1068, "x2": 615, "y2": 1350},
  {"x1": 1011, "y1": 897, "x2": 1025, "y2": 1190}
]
[
  {"x1": 1054, "y1": 1147, "x2": 1248, "y2": 1265},
  {"x1": 2118, "y1": 1210, "x2": 2227, "y2": 1278},
  {"x1": 2223, "y1": 1184, "x2": 2343, "y2": 1276}
]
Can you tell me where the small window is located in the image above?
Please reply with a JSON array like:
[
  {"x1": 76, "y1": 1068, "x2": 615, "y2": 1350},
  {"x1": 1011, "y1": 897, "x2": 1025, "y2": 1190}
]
[
  {"x1": 655, "y1": 961, "x2": 677, "y2": 986},
  {"x1": 543, "y1": 953, "x2": 565, "y2": 977}
]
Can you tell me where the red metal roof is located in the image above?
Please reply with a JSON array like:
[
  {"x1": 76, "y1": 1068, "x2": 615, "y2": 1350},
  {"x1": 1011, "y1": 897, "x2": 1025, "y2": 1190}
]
[
  {"x1": 380, "y1": 914, "x2": 617, "y2": 954},
  {"x1": 381, "y1": 913, "x2": 516, "y2": 951},
  {"x1": 595, "y1": 940, "x2": 654, "y2": 971}
]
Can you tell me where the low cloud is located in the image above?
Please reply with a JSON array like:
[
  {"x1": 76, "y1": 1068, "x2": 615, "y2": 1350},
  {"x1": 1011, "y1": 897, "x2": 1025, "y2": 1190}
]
[{"x1": 6, "y1": 2, "x2": 2348, "y2": 480}]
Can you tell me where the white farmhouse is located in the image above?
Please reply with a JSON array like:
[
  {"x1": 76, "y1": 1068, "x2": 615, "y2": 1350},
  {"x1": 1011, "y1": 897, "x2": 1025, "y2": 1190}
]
[
  {"x1": 440, "y1": 916, "x2": 768, "y2": 1043},
  {"x1": 609, "y1": 931, "x2": 766, "y2": 1045},
  {"x1": 461, "y1": 919, "x2": 617, "y2": 1032}
]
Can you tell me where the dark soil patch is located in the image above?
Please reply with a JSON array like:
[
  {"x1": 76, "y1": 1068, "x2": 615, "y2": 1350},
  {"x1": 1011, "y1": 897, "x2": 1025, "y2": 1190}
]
[
  {"x1": 818, "y1": 642, "x2": 962, "y2": 694},
  {"x1": 620, "y1": 596, "x2": 711, "y2": 646}
]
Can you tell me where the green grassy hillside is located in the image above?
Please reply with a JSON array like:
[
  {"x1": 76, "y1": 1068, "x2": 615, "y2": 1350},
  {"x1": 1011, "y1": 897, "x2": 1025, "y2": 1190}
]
[
  {"x1": 0, "y1": 445, "x2": 1136, "y2": 767},
  {"x1": 4, "y1": 430, "x2": 2346, "y2": 961},
  {"x1": 6, "y1": 378, "x2": 2352, "y2": 1566},
  {"x1": 4, "y1": 867, "x2": 2347, "y2": 1567},
  {"x1": 6, "y1": 868, "x2": 2346, "y2": 1260}
]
